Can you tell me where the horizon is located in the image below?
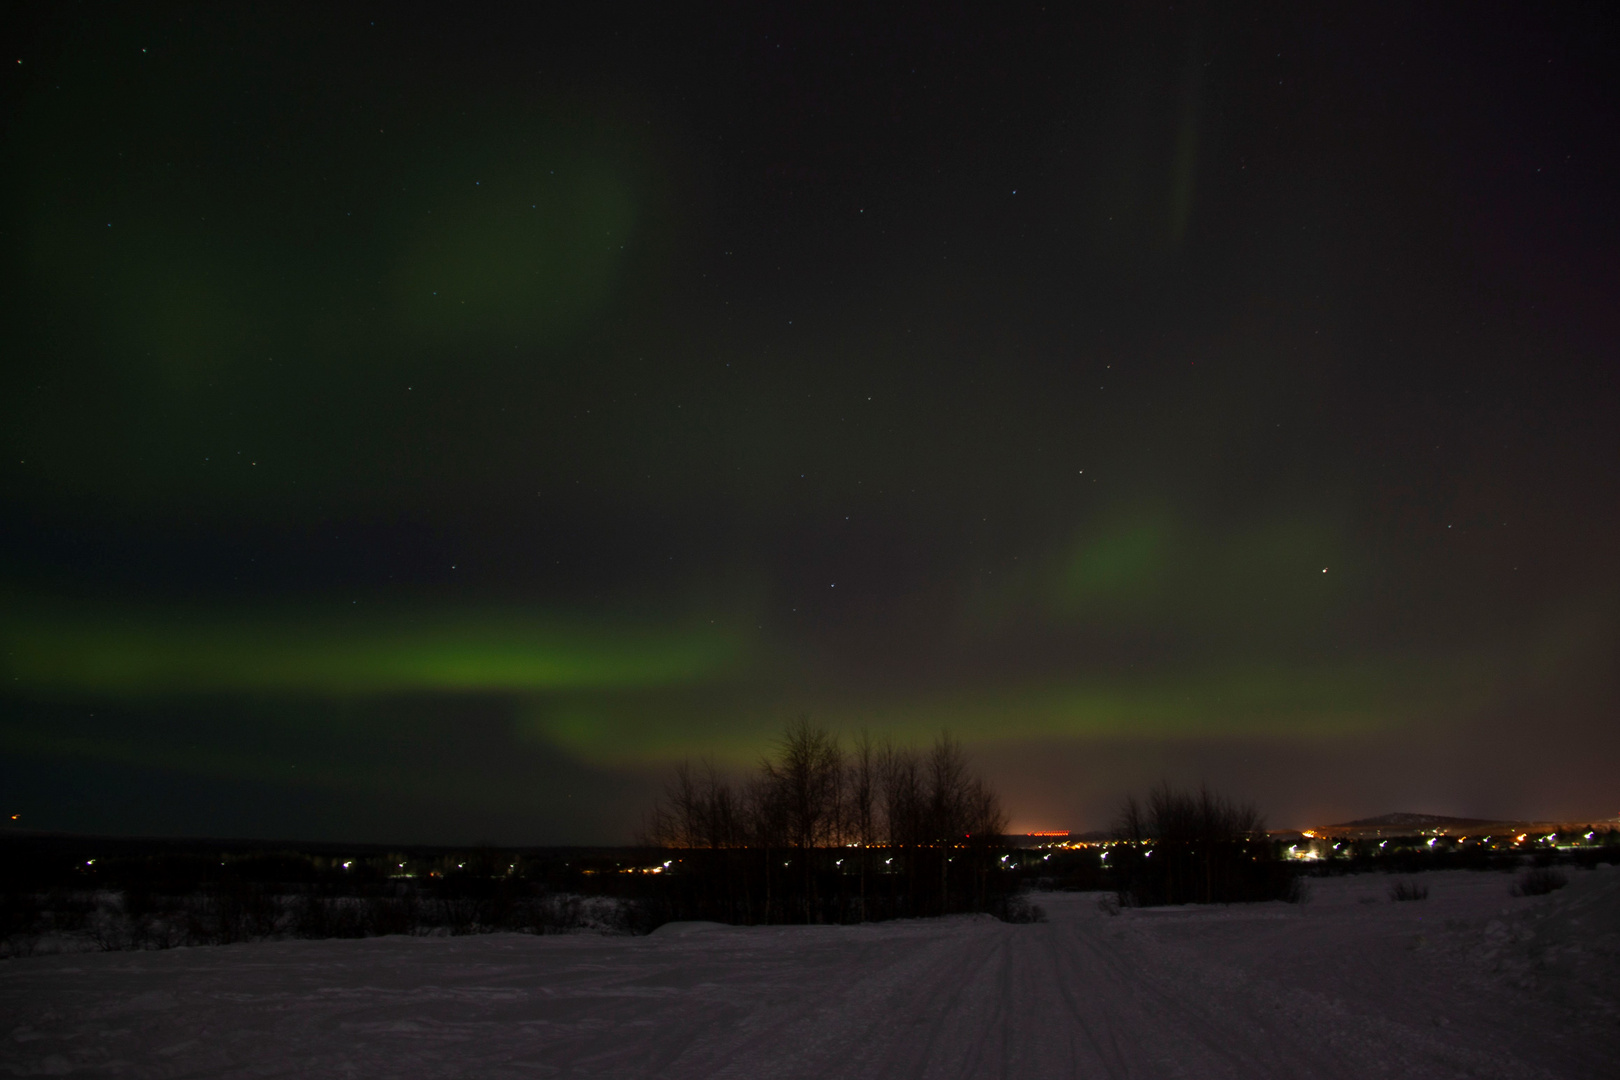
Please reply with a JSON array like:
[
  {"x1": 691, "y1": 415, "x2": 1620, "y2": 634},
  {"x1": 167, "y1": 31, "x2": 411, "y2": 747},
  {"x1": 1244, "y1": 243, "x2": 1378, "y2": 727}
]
[{"x1": 8, "y1": 801, "x2": 1620, "y2": 851}]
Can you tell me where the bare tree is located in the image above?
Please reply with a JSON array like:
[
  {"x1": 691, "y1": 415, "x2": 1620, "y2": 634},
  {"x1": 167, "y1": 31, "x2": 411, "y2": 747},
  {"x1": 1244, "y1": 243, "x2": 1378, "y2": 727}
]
[
  {"x1": 762, "y1": 718, "x2": 844, "y2": 920},
  {"x1": 965, "y1": 777, "x2": 1007, "y2": 839},
  {"x1": 1115, "y1": 793, "x2": 1146, "y2": 845},
  {"x1": 641, "y1": 760, "x2": 699, "y2": 848},
  {"x1": 928, "y1": 732, "x2": 970, "y2": 843},
  {"x1": 848, "y1": 728, "x2": 879, "y2": 920},
  {"x1": 764, "y1": 718, "x2": 843, "y2": 850},
  {"x1": 642, "y1": 759, "x2": 745, "y2": 850},
  {"x1": 879, "y1": 739, "x2": 923, "y2": 849}
]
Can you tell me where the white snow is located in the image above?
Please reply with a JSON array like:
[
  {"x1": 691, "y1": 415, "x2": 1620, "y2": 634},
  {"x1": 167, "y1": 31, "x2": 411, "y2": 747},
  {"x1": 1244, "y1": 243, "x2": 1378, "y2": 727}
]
[{"x1": 2, "y1": 867, "x2": 1615, "y2": 1078}]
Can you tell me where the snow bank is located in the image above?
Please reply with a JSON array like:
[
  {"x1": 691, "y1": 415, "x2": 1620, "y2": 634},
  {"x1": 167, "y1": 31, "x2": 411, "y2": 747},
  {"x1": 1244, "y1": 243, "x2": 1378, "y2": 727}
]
[{"x1": 649, "y1": 920, "x2": 733, "y2": 937}]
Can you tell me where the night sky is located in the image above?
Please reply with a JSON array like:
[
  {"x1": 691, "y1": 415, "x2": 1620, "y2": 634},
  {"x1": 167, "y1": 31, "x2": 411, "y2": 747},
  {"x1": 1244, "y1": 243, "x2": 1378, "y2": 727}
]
[{"x1": 4, "y1": 5, "x2": 1617, "y2": 843}]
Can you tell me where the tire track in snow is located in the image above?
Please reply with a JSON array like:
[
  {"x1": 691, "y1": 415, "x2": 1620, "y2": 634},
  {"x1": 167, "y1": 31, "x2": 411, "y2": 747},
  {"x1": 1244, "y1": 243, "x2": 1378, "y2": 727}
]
[{"x1": 697, "y1": 919, "x2": 1008, "y2": 1079}]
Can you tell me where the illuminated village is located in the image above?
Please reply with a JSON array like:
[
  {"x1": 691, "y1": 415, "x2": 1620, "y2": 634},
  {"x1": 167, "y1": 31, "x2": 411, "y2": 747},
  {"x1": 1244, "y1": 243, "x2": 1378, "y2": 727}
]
[{"x1": 1018, "y1": 813, "x2": 1620, "y2": 860}]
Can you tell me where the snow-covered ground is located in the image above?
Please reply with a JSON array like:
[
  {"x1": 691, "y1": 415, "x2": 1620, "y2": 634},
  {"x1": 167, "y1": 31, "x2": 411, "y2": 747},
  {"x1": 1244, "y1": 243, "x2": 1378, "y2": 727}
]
[{"x1": 2, "y1": 867, "x2": 1615, "y2": 1078}]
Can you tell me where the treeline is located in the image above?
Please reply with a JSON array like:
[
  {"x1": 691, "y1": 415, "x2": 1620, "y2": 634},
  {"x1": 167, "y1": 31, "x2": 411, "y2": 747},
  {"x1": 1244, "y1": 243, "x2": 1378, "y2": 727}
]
[
  {"x1": 642, "y1": 720, "x2": 1027, "y2": 924},
  {"x1": 1109, "y1": 783, "x2": 1296, "y2": 906},
  {"x1": 1, "y1": 882, "x2": 642, "y2": 959},
  {"x1": 0, "y1": 845, "x2": 687, "y2": 958},
  {"x1": 0, "y1": 842, "x2": 683, "y2": 959}
]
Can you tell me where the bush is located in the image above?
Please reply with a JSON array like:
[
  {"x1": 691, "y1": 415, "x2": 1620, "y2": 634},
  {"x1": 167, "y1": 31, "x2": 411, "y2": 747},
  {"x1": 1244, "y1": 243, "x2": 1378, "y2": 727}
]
[
  {"x1": 991, "y1": 895, "x2": 1046, "y2": 923},
  {"x1": 1513, "y1": 868, "x2": 1567, "y2": 897},
  {"x1": 1388, "y1": 880, "x2": 1428, "y2": 902}
]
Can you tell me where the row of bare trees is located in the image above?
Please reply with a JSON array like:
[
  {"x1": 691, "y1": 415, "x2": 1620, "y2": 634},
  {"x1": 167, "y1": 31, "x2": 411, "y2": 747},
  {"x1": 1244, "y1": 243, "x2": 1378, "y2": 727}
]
[
  {"x1": 641, "y1": 720, "x2": 1011, "y2": 924},
  {"x1": 1112, "y1": 783, "x2": 1294, "y2": 905},
  {"x1": 645, "y1": 720, "x2": 1006, "y2": 851}
]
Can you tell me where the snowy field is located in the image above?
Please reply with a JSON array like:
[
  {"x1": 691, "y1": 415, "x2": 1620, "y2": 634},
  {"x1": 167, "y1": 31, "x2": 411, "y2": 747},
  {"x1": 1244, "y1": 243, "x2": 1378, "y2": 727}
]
[{"x1": 3, "y1": 867, "x2": 1615, "y2": 1079}]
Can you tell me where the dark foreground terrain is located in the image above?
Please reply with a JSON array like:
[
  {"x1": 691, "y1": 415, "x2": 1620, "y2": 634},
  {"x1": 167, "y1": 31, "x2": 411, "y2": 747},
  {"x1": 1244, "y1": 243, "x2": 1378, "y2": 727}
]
[{"x1": 3, "y1": 867, "x2": 1615, "y2": 1078}]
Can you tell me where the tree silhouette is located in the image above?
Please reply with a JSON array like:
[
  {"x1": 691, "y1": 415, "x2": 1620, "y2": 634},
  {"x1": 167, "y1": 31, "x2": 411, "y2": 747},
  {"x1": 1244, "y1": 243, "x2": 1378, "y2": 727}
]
[{"x1": 643, "y1": 721, "x2": 1011, "y2": 923}]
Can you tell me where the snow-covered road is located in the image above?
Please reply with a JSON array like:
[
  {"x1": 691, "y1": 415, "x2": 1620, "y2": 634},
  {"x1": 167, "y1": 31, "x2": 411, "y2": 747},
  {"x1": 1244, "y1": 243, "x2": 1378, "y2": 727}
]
[{"x1": 3, "y1": 868, "x2": 1615, "y2": 1078}]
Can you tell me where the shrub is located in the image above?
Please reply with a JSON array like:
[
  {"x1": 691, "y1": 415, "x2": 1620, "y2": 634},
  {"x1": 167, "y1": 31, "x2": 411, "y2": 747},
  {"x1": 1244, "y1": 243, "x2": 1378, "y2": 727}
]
[
  {"x1": 1513, "y1": 868, "x2": 1567, "y2": 897},
  {"x1": 991, "y1": 895, "x2": 1046, "y2": 923},
  {"x1": 1388, "y1": 880, "x2": 1428, "y2": 902}
]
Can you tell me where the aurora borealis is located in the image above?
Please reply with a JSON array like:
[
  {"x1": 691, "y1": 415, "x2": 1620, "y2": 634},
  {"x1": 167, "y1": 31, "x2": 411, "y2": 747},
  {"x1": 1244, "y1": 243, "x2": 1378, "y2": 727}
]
[{"x1": 4, "y1": 6, "x2": 1617, "y2": 842}]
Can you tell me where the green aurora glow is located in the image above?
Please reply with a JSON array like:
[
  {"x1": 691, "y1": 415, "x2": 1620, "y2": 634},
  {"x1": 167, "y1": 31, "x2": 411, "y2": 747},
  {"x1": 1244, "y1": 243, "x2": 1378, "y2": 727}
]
[{"x1": 2, "y1": 602, "x2": 743, "y2": 695}]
